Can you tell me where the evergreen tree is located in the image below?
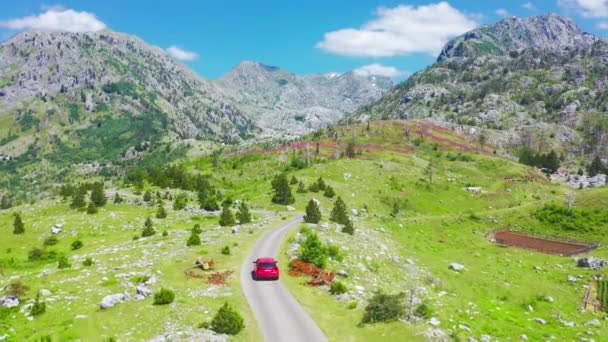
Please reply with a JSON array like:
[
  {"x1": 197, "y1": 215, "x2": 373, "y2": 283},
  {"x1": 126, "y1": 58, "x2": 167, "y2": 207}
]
[
  {"x1": 219, "y1": 203, "x2": 236, "y2": 227},
  {"x1": 143, "y1": 191, "x2": 153, "y2": 202},
  {"x1": 290, "y1": 175, "x2": 298, "y2": 185},
  {"x1": 141, "y1": 217, "x2": 156, "y2": 237},
  {"x1": 424, "y1": 159, "x2": 434, "y2": 184},
  {"x1": 236, "y1": 202, "x2": 252, "y2": 224},
  {"x1": 345, "y1": 141, "x2": 356, "y2": 158},
  {"x1": 342, "y1": 218, "x2": 355, "y2": 235},
  {"x1": 156, "y1": 206, "x2": 167, "y2": 219},
  {"x1": 90, "y1": 182, "x2": 107, "y2": 206},
  {"x1": 70, "y1": 188, "x2": 86, "y2": 209},
  {"x1": 1, "y1": 195, "x2": 12, "y2": 209},
  {"x1": 304, "y1": 199, "x2": 321, "y2": 223},
  {"x1": 30, "y1": 293, "x2": 46, "y2": 316},
  {"x1": 13, "y1": 213, "x2": 24, "y2": 234},
  {"x1": 577, "y1": 168, "x2": 584, "y2": 176},
  {"x1": 323, "y1": 185, "x2": 335, "y2": 198},
  {"x1": 202, "y1": 197, "x2": 220, "y2": 211},
  {"x1": 316, "y1": 177, "x2": 326, "y2": 191},
  {"x1": 113, "y1": 192, "x2": 123, "y2": 204},
  {"x1": 271, "y1": 174, "x2": 295, "y2": 205},
  {"x1": 542, "y1": 150, "x2": 560, "y2": 174},
  {"x1": 588, "y1": 155, "x2": 606, "y2": 177},
  {"x1": 173, "y1": 193, "x2": 188, "y2": 210},
  {"x1": 86, "y1": 202, "x2": 98, "y2": 214},
  {"x1": 330, "y1": 196, "x2": 349, "y2": 224},
  {"x1": 186, "y1": 231, "x2": 201, "y2": 246},
  {"x1": 296, "y1": 181, "x2": 307, "y2": 193},
  {"x1": 308, "y1": 182, "x2": 320, "y2": 193}
]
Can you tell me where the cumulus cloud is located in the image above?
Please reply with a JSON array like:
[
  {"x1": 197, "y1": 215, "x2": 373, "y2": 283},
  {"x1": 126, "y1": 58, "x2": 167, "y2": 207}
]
[
  {"x1": 354, "y1": 63, "x2": 405, "y2": 77},
  {"x1": 0, "y1": 8, "x2": 106, "y2": 32},
  {"x1": 558, "y1": 0, "x2": 608, "y2": 18},
  {"x1": 523, "y1": 2, "x2": 537, "y2": 10},
  {"x1": 166, "y1": 46, "x2": 198, "y2": 61},
  {"x1": 316, "y1": 2, "x2": 478, "y2": 57},
  {"x1": 495, "y1": 8, "x2": 510, "y2": 17},
  {"x1": 598, "y1": 21, "x2": 608, "y2": 28}
]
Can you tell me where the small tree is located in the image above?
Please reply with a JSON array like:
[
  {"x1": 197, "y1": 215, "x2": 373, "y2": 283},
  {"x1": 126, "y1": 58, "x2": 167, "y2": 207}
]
[
  {"x1": 219, "y1": 204, "x2": 236, "y2": 227},
  {"x1": 70, "y1": 188, "x2": 86, "y2": 209},
  {"x1": 5, "y1": 280, "x2": 29, "y2": 298},
  {"x1": 187, "y1": 231, "x2": 201, "y2": 246},
  {"x1": 330, "y1": 197, "x2": 349, "y2": 224},
  {"x1": 298, "y1": 233, "x2": 328, "y2": 268},
  {"x1": 30, "y1": 293, "x2": 46, "y2": 316},
  {"x1": 315, "y1": 177, "x2": 326, "y2": 191},
  {"x1": 113, "y1": 192, "x2": 123, "y2": 204},
  {"x1": 588, "y1": 155, "x2": 606, "y2": 177},
  {"x1": 304, "y1": 199, "x2": 321, "y2": 223},
  {"x1": 296, "y1": 181, "x2": 307, "y2": 193},
  {"x1": 323, "y1": 185, "x2": 335, "y2": 198},
  {"x1": 1, "y1": 195, "x2": 12, "y2": 209},
  {"x1": 156, "y1": 206, "x2": 167, "y2": 219},
  {"x1": 210, "y1": 302, "x2": 244, "y2": 335},
  {"x1": 173, "y1": 193, "x2": 188, "y2": 210},
  {"x1": 90, "y1": 183, "x2": 107, "y2": 206},
  {"x1": 342, "y1": 218, "x2": 355, "y2": 235},
  {"x1": 361, "y1": 292, "x2": 406, "y2": 324},
  {"x1": 290, "y1": 175, "x2": 298, "y2": 185},
  {"x1": 143, "y1": 191, "x2": 153, "y2": 203},
  {"x1": 86, "y1": 202, "x2": 98, "y2": 214},
  {"x1": 424, "y1": 159, "x2": 434, "y2": 184},
  {"x1": 153, "y1": 288, "x2": 175, "y2": 305},
  {"x1": 71, "y1": 240, "x2": 83, "y2": 250},
  {"x1": 141, "y1": 217, "x2": 156, "y2": 237},
  {"x1": 13, "y1": 213, "x2": 25, "y2": 234},
  {"x1": 271, "y1": 173, "x2": 295, "y2": 205},
  {"x1": 345, "y1": 141, "x2": 356, "y2": 158},
  {"x1": 236, "y1": 202, "x2": 252, "y2": 224},
  {"x1": 57, "y1": 256, "x2": 71, "y2": 269}
]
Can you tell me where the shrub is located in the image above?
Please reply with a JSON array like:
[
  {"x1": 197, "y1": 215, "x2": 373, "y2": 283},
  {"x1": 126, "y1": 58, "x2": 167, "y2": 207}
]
[
  {"x1": 210, "y1": 302, "x2": 244, "y2": 335},
  {"x1": 71, "y1": 240, "x2": 83, "y2": 250},
  {"x1": 162, "y1": 230, "x2": 168, "y2": 237},
  {"x1": 290, "y1": 175, "x2": 298, "y2": 185},
  {"x1": 342, "y1": 218, "x2": 355, "y2": 235},
  {"x1": 87, "y1": 202, "x2": 98, "y2": 214},
  {"x1": 113, "y1": 193, "x2": 123, "y2": 204},
  {"x1": 187, "y1": 232, "x2": 201, "y2": 246},
  {"x1": 153, "y1": 288, "x2": 175, "y2": 305},
  {"x1": 221, "y1": 245, "x2": 231, "y2": 255},
  {"x1": 361, "y1": 292, "x2": 406, "y2": 324},
  {"x1": 5, "y1": 280, "x2": 29, "y2": 298},
  {"x1": 30, "y1": 293, "x2": 46, "y2": 316},
  {"x1": 296, "y1": 181, "x2": 307, "y2": 193},
  {"x1": 28, "y1": 248, "x2": 44, "y2": 261},
  {"x1": 44, "y1": 236, "x2": 59, "y2": 246},
  {"x1": 156, "y1": 206, "x2": 167, "y2": 219},
  {"x1": 173, "y1": 193, "x2": 188, "y2": 210},
  {"x1": 192, "y1": 224, "x2": 203, "y2": 234},
  {"x1": 330, "y1": 281, "x2": 348, "y2": 294},
  {"x1": 323, "y1": 185, "x2": 336, "y2": 198},
  {"x1": 219, "y1": 204, "x2": 236, "y2": 227},
  {"x1": 143, "y1": 191, "x2": 153, "y2": 202},
  {"x1": 298, "y1": 233, "x2": 328, "y2": 268},
  {"x1": 414, "y1": 302, "x2": 434, "y2": 319},
  {"x1": 327, "y1": 244, "x2": 345, "y2": 262},
  {"x1": 141, "y1": 217, "x2": 156, "y2": 237},
  {"x1": 347, "y1": 301, "x2": 358, "y2": 309},
  {"x1": 130, "y1": 275, "x2": 150, "y2": 284},
  {"x1": 330, "y1": 197, "x2": 349, "y2": 224},
  {"x1": 198, "y1": 321, "x2": 211, "y2": 329},
  {"x1": 236, "y1": 202, "x2": 252, "y2": 224},
  {"x1": 13, "y1": 213, "x2": 25, "y2": 234},
  {"x1": 58, "y1": 256, "x2": 71, "y2": 269},
  {"x1": 82, "y1": 257, "x2": 94, "y2": 266}
]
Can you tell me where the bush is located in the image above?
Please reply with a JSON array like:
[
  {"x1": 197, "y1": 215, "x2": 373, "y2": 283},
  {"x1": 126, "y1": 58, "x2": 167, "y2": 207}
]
[
  {"x1": 141, "y1": 217, "x2": 156, "y2": 237},
  {"x1": 414, "y1": 302, "x2": 433, "y2": 319},
  {"x1": 219, "y1": 204, "x2": 236, "y2": 227},
  {"x1": 130, "y1": 275, "x2": 150, "y2": 284},
  {"x1": 330, "y1": 197, "x2": 349, "y2": 224},
  {"x1": 87, "y1": 202, "x2": 98, "y2": 214},
  {"x1": 156, "y1": 206, "x2": 167, "y2": 219},
  {"x1": 361, "y1": 292, "x2": 406, "y2": 324},
  {"x1": 236, "y1": 202, "x2": 252, "y2": 224},
  {"x1": 192, "y1": 224, "x2": 203, "y2": 234},
  {"x1": 342, "y1": 218, "x2": 355, "y2": 235},
  {"x1": 271, "y1": 173, "x2": 295, "y2": 205},
  {"x1": 298, "y1": 233, "x2": 328, "y2": 268},
  {"x1": 71, "y1": 240, "x2": 83, "y2": 250},
  {"x1": 58, "y1": 256, "x2": 71, "y2": 269},
  {"x1": 173, "y1": 193, "x2": 188, "y2": 210},
  {"x1": 327, "y1": 244, "x2": 345, "y2": 262},
  {"x1": 44, "y1": 236, "x2": 59, "y2": 246},
  {"x1": 162, "y1": 230, "x2": 168, "y2": 237},
  {"x1": 30, "y1": 293, "x2": 46, "y2": 316},
  {"x1": 82, "y1": 257, "x2": 94, "y2": 266},
  {"x1": 5, "y1": 280, "x2": 29, "y2": 298},
  {"x1": 187, "y1": 232, "x2": 201, "y2": 246},
  {"x1": 221, "y1": 245, "x2": 231, "y2": 255},
  {"x1": 330, "y1": 281, "x2": 348, "y2": 294},
  {"x1": 13, "y1": 213, "x2": 25, "y2": 234},
  {"x1": 28, "y1": 248, "x2": 45, "y2": 261},
  {"x1": 210, "y1": 302, "x2": 244, "y2": 335},
  {"x1": 153, "y1": 288, "x2": 175, "y2": 305},
  {"x1": 323, "y1": 185, "x2": 336, "y2": 198},
  {"x1": 198, "y1": 321, "x2": 211, "y2": 329}
]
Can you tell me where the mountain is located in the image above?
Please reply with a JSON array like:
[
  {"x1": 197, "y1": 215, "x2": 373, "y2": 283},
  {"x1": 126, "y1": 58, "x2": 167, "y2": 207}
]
[
  {"x1": 354, "y1": 14, "x2": 608, "y2": 160},
  {"x1": 0, "y1": 29, "x2": 256, "y2": 163},
  {"x1": 216, "y1": 61, "x2": 393, "y2": 138}
]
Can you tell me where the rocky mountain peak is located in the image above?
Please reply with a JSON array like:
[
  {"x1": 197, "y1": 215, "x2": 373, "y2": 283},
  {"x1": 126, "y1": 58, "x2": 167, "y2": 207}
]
[{"x1": 438, "y1": 13, "x2": 598, "y2": 61}]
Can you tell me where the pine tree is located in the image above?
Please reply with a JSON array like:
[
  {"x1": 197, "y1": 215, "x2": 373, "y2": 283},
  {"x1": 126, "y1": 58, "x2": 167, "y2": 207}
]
[
  {"x1": 316, "y1": 177, "x2": 326, "y2": 191},
  {"x1": 345, "y1": 141, "x2": 355, "y2": 158},
  {"x1": 143, "y1": 191, "x2": 153, "y2": 202},
  {"x1": 542, "y1": 150, "x2": 560, "y2": 174},
  {"x1": 70, "y1": 188, "x2": 86, "y2": 209},
  {"x1": 424, "y1": 159, "x2": 434, "y2": 184},
  {"x1": 236, "y1": 202, "x2": 252, "y2": 224},
  {"x1": 113, "y1": 192, "x2": 123, "y2": 204},
  {"x1": 141, "y1": 217, "x2": 156, "y2": 237},
  {"x1": 304, "y1": 199, "x2": 321, "y2": 223},
  {"x1": 290, "y1": 175, "x2": 298, "y2": 185},
  {"x1": 271, "y1": 174, "x2": 295, "y2": 205},
  {"x1": 330, "y1": 196, "x2": 349, "y2": 224},
  {"x1": 588, "y1": 155, "x2": 605, "y2": 177},
  {"x1": 296, "y1": 181, "x2": 307, "y2": 193},
  {"x1": 323, "y1": 185, "x2": 335, "y2": 198},
  {"x1": 342, "y1": 218, "x2": 355, "y2": 235},
  {"x1": 186, "y1": 231, "x2": 201, "y2": 246},
  {"x1": 156, "y1": 206, "x2": 167, "y2": 219},
  {"x1": 86, "y1": 202, "x2": 98, "y2": 214},
  {"x1": 1, "y1": 195, "x2": 12, "y2": 210},
  {"x1": 13, "y1": 213, "x2": 24, "y2": 234},
  {"x1": 90, "y1": 182, "x2": 107, "y2": 206},
  {"x1": 219, "y1": 203, "x2": 236, "y2": 227}
]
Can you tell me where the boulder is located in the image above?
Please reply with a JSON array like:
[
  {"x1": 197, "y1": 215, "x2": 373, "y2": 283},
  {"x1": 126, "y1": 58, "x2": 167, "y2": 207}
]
[
  {"x1": 577, "y1": 257, "x2": 607, "y2": 270},
  {"x1": 286, "y1": 206, "x2": 295, "y2": 211},
  {"x1": 51, "y1": 226, "x2": 62, "y2": 234},
  {"x1": 531, "y1": 318, "x2": 546, "y2": 325},
  {"x1": 449, "y1": 263, "x2": 465, "y2": 271},
  {"x1": 351, "y1": 209, "x2": 359, "y2": 216},
  {"x1": 0, "y1": 295, "x2": 19, "y2": 308},
  {"x1": 337, "y1": 270, "x2": 349, "y2": 278},
  {"x1": 39, "y1": 289, "x2": 52, "y2": 297},
  {"x1": 135, "y1": 285, "x2": 153, "y2": 301},
  {"x1": 567, "y1": 275, "x2": 578, "y2": 282},
  {"x1": 585, "y1": 319, "x2": 601, "y2": 326},
  {"x1": 230, "y1": 227, "x2": 239, "y2": 234},
  {"x1": 428, "y1": 317, "x2": 441, "y2": 327},
  {"x1": 99, "y1": 293, "x2": 128, "y2": 309}
]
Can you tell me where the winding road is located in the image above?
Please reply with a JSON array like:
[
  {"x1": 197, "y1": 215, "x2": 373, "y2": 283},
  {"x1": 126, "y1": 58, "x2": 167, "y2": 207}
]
[{"x1": 240, "y1": 214, "x2": 328, "y2": 342}]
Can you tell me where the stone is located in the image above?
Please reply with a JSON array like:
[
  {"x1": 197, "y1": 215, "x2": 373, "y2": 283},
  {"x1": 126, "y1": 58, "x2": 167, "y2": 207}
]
[
  {"x1": 546, "y1": 296, "x2": 554, "y2": 303},
  {"x1": 567, "y1": 275, "x2": 578, "y2": 282},
  {"x1": 231, "y1": 227, "x2": 239, "y2": 234},
  {"x1": 449, "y1": 263, "x2": 465, "y2": 271},
  {"x1": 351, "y1": 209, "x2": 359, "y2": 216},
  {"x1": 527, "y1": 304, "x2": 534, "y2": 312},
  {"x1": 458, "y1": 324, "x2": 471, "y2": 332},
  {"x1": 39, "y1": 289, "x2": 52, "y2": 297},
  {"x1": 100, "y1": 293, "x2": 128, "y2": 309},
  {"x1": 480, "y1": 335, "x2": 491, "y2": 342},
  {"x1": 531, "y1": 318, "x2": 546, "y2": 325},
  {"x1": 51, "y1": 226, "x2": 62, "y2": 234},
  {"x1": 320, "y1": 222, "x2": 329, "y2": 229},
  {"x1": 0, "y1": 296, "x2": 19, "y2": 308},
  {"x1": 428, "y1": 317, "x2": 440, "y2": 327},
  {"x1": 286, "y1": 206, "x2": 295, "y2": 211},
  {"x1": 520, "y1": 334, "x2": 528, "y2": 341},
  {"x1": 135, "y1": 285, "x2": 153, "y2": 300},
  {"x1": 337, "y1": 270, "x2": 349, "y2": 278},
  {"x1": 577, "y1": 257, "x2": 607, "y2": 270},
  {"x1": 586, "y1": 319, "x2": 601, "y2": 326}
]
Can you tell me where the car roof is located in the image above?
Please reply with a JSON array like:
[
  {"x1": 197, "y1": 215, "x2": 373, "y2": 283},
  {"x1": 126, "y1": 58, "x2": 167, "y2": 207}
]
[{"x1": 257, "y1": 257, "x2": 277, "y2": 263}]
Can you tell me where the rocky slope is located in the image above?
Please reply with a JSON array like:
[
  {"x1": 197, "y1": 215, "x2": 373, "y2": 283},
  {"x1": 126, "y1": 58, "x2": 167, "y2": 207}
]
[
  {"x1": 216, "y1": 61, "x2": 393, "y2": 138},
  {"x1": 354, "y1": 14, "x2": 608, "y2": 160}
]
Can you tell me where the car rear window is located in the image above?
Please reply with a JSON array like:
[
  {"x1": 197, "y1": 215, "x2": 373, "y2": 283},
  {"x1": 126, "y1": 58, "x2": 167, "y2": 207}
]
[{"x1": 259, "y1": 262, "x2": 277, "y2": 268}]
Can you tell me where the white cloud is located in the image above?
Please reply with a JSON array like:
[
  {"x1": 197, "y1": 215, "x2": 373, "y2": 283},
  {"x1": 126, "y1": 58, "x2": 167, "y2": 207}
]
[
  {"x1": 166, "y1": 46, "x2": 198, "y2": 61},
  {"x1": 354, "y1": 63, "x2": 405, "y2": 77},
  {"x1": 598, "y1": 21, "x2": 608, "y2": 28},
  {"x1": 523, "y1": 2, "x2": 537, "y2": 10},
  {"x1": 558, "y1": 0, "x2": 608, "y2": 18},
  {"x1": 495, "y1": 8, "x2": 510, "y2": 17},
  {"x1": 0, "y1": 9, "x2": 106, "y2": 32},
  {"x1": 316, "y1": 2, "x2": 479, "y2": 57}
]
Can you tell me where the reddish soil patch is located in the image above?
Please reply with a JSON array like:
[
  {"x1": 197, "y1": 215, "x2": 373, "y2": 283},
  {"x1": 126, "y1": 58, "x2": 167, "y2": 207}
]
[
  {"x1": 493, "y1": 230, "x2": 600, "y2": 256},
  {"x1": 289, "y1": 260, "x2": 335, "y2": 286}
]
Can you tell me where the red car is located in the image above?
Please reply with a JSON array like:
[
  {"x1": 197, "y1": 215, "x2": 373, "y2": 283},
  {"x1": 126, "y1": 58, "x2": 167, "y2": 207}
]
[{"x1": 252, "y1": 257, "x2": 279, "y2": 280}]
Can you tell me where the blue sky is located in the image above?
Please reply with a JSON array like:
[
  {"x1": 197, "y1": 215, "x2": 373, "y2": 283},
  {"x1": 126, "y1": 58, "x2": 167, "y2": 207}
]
[{"x1": 1, "y1": 1, "x2": 607, "y2": 81}]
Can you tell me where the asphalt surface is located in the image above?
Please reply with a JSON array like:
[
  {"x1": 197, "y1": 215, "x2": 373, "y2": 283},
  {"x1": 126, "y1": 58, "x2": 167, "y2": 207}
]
[{"x1": 240, "y1": 215, "x2": 328, "y2": 342}]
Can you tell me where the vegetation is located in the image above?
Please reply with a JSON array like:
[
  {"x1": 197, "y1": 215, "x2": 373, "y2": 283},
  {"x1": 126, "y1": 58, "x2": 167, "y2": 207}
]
[
  {"x1": 186, "y1": 231, "x2": 201, "y2": 246},
  {"x1": 342, "y1": 218, "x2": 355, "y2": 235},
  {"x1": 219, "y1": 203, "x2": 236, "y2": 227},
  {"x1": 141, "y1": 217, "x2": 156, "y2": 237},
  {"x1": 304, "y1": 199, "x2": 322, "y2": 223},
  {"x1": 519, "y1": 148, "x2": 560, "y2": 174},
  {"x1": 221, "y1": 245, "x2": 231, "y2": 255},
  {"x1": 361, "y1": 292, "x2": 406, "y2": 324},
  {"x1": 598, "y1": 279, "x2": 608, "y2": 311},
  {"x1": 330, "y1": 281, "x2": 348, "y2": 295},
  {"x1": 71, "y1": 240, "x2": 84, "y2": 250},
  {"x1": 330, "y1": 196, "x2": 349, "y2": 224},
  {"x1": 271, "y1": 173, "x2": 295, "y2": 205},
  {"x1": 298, "y1": 232, "x2": 328, "y2": 268},
  {"x1": 210, "y1": 302, "x2": 244, "y2": 335},
  {"x1": 57, "y1": 256, "x2": 71, "y2": 269},
  {"x1": 236, "y1": 202, "x2": 251, "y2": 224},
  {"x1": 155, "y1": 206, "x2": 167, "y2": 219},
  {"x1": 153, "y1": 288, "x2": 175, "y2": 305},
  {"x1": 532, "y1": 203, "x2": 608, "y2": 233},
  {"x1": 12, "y1": 213, "x2": 24, "y2": 234},
  {"x1": 30, "y1": 293, "x2": 47, "y2": 316}
]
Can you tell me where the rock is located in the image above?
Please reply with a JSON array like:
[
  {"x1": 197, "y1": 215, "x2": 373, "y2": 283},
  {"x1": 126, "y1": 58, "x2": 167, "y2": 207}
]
[
  {"x1": 286, "y1": 206, "x2": 295, "y2": 211},
  {"x1": 567, "y1": 275, "x2": 578, "y2": 282},
  {"x1": 351, "y1": 209, "x2": 359, "y2": 216},
  {"x1": 531, "y1": 317, "x2": 546, "y2": 325},
  {"x1": 337, "y1": 270, "x2": 349, "y2": 278},
  {"x1": 0, "y1": 296, "x2": 19, "y2": 308},
  {"x1": 458, "y1": 324, "x2": 471, "y2": 332},
  {"x1": 230, "y1": 227, "x2": 239, "y2": 234},
  {"x1": 546, "y1": 296, "x2": 554, "y2": 303},
  {"x1": 428, "y1": 317, "x2": 440, "y2": 327},
  {"x1": 51, "y1": 226, "x2": 62, "y2": 234},
  {"x1": 100, "y1": 293, "x2": 128, "y2": 309},
  {"x1": 480, "y1": 335, "x2": 491, "y2": 342},
  {"x1": 577, "y1": 257, "x2": 607, "y2": 270},
  {"x1": 135, "y1": 285, "x2": 153, "y2": 300},
  {"x1": 562, "y1": 320, "x2": 574, "y2": 327},
  {"x1": 449, "y1": 263, "x2": 465, "y2": 271},
  {"x1": 320, "y1": 222, "x2": 329, "y2": 229},
  {"x1": 75, "y1": 314, "x2": 88, "y2": 319},
  {"x1": 527, "y1": 304, "x2": 534, "y2": 312},
  {"x1": 39, "y1": 289, "x2": 52, "y2": 297},
  {"x1": 520, "y1": 334, "x2": 528, "y2": 341},
  {"x1": 586, "y1": 319, "x2": 601, "y2": 326},
  {"x1": 465, "y1": 187, "x2": 482, "y2": 194}
]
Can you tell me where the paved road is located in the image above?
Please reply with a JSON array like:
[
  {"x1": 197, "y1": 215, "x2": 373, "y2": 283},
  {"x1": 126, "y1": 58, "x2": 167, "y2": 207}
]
[{"x1": 241, "y1": 215, "x2": 328, "y2": 342}]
